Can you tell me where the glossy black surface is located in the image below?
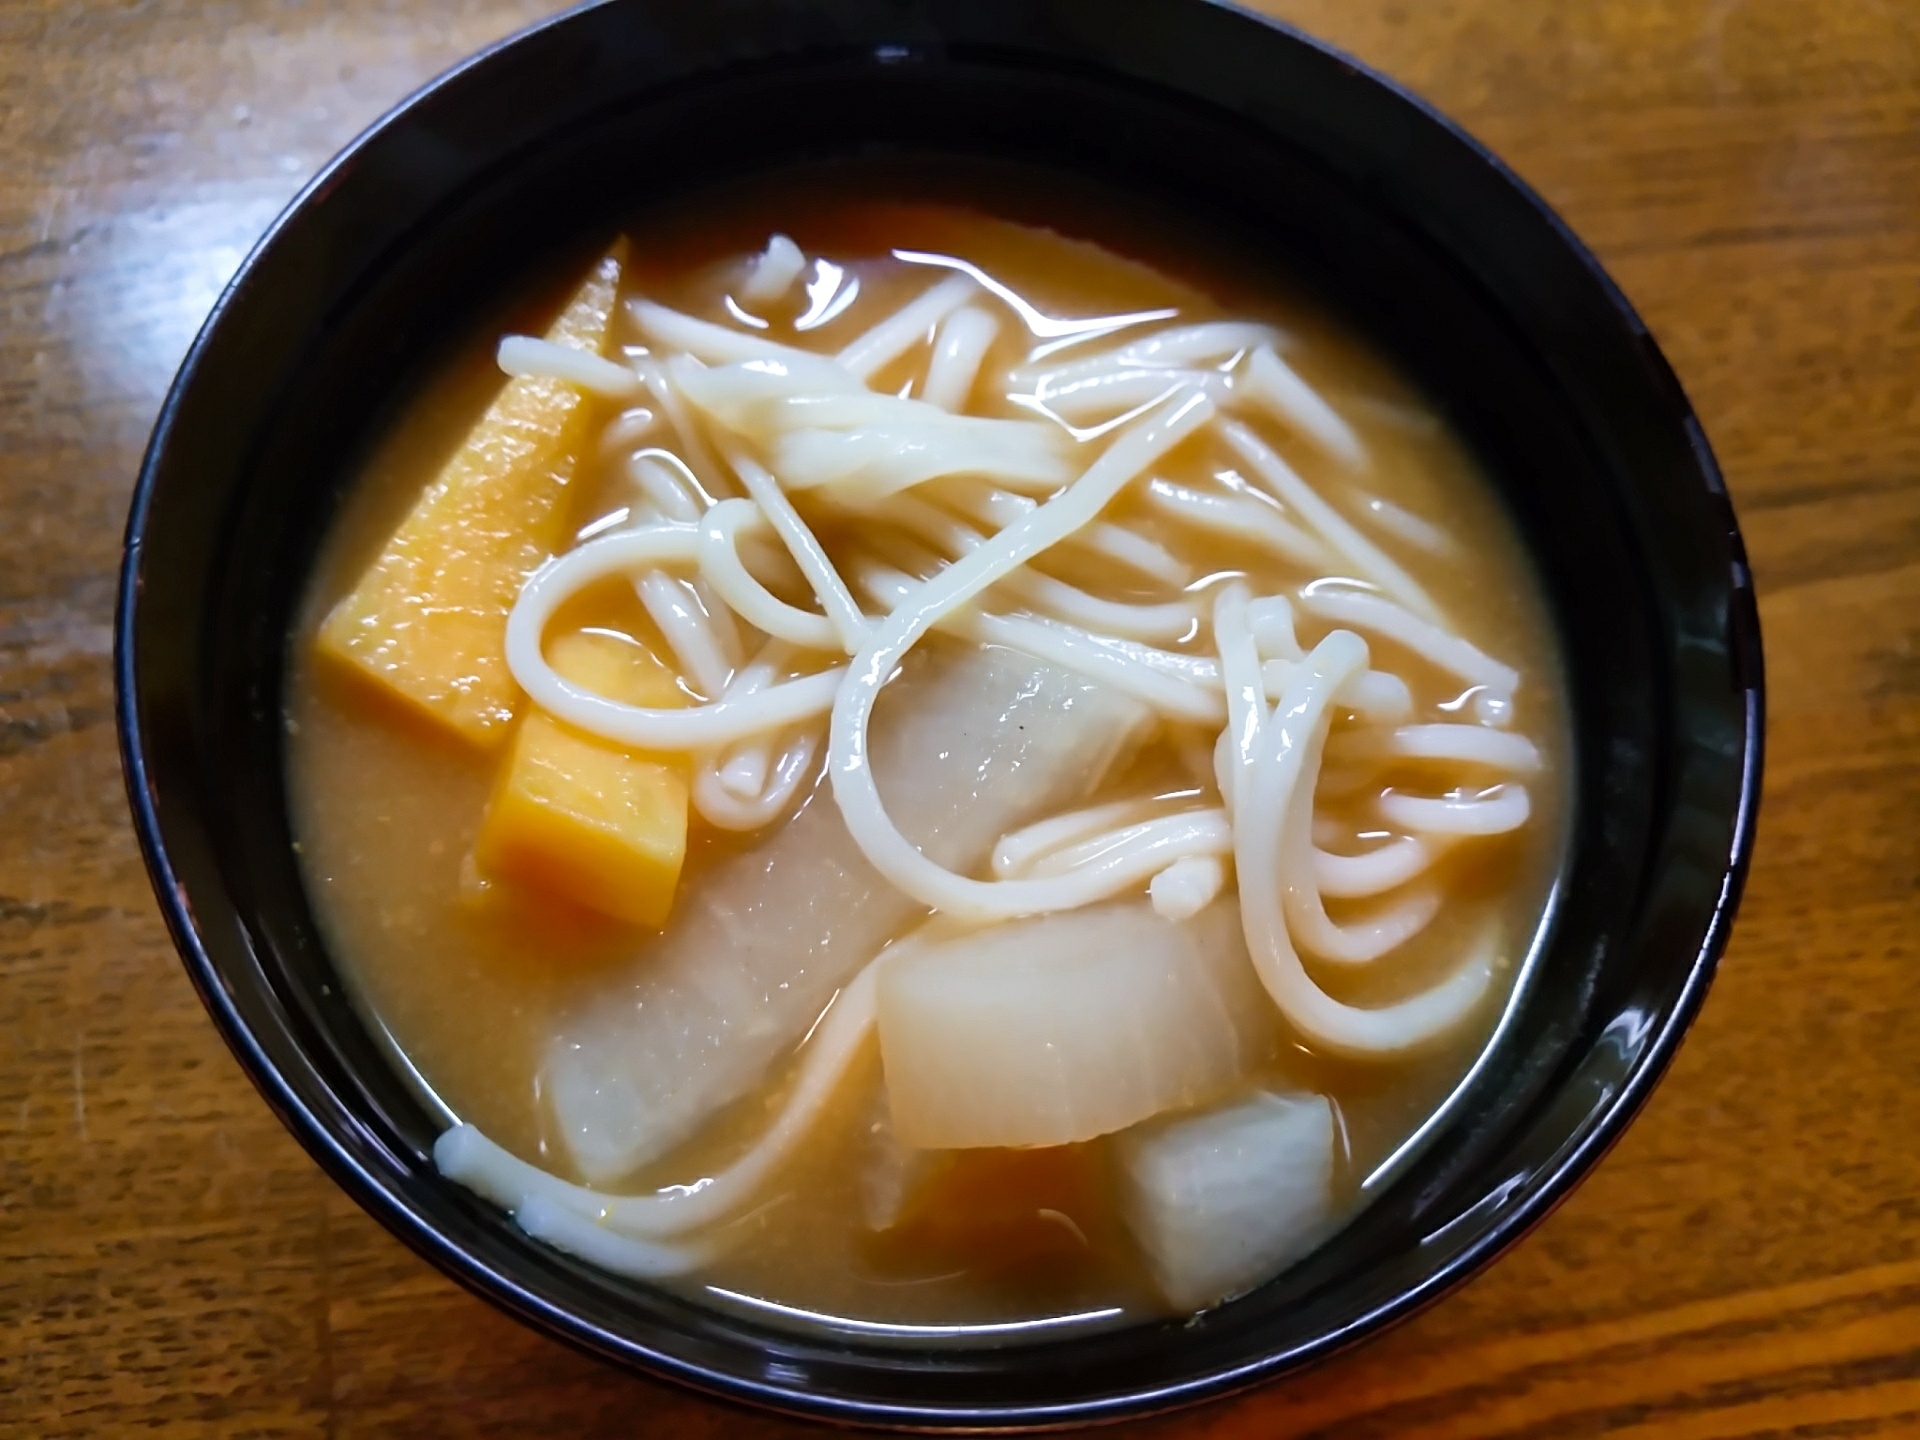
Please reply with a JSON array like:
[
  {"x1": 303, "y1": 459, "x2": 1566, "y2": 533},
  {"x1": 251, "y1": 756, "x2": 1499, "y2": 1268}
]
[{"x1": 116, "y1": 0, "x2": 1763, "y2": 1428}]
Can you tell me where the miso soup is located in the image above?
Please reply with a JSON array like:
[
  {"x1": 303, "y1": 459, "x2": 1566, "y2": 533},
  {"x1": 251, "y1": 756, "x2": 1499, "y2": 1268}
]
[{"x1": 287, "y1": 162, "x2": 1569, "y2": 1338}]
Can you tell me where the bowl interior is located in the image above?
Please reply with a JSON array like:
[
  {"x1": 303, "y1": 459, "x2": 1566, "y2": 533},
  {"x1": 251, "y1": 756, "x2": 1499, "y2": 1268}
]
[{"x1": 120, "y1": 0, "x2": 1760, "y2": 1427}]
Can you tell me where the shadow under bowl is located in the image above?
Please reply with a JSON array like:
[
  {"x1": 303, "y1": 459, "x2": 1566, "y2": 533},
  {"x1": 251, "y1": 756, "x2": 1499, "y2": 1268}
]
[{"x1": 116, "y1": 0, "x2": 1763, "y2": 1429}]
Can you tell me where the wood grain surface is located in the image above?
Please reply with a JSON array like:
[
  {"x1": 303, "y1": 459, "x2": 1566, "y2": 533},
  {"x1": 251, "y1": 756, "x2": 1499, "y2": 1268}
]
[{"x1": 2, "y1": 1, "x2": 1915, "y2": 1434}]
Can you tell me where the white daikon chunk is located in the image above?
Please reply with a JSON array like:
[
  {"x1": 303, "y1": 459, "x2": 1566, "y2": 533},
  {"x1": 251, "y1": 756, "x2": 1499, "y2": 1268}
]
[
  {"x1": 542, "y1": 644, "x2": 1152, "y2": 1182},
  {"x1": 857, "y1": 1097, "x2": 948, "y2": 1232},
  {"x1": 1115, "y1": 1090, "x2": 1336, "y2": 1311},
  {"x1": 877, "y1": 901, "x2": 1275, "y2": 1150}
]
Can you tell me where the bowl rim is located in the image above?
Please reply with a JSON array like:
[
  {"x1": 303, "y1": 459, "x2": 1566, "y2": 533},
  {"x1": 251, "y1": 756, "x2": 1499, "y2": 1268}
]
[{"x1": 115, "y1": 0, "x2": 1765, "y2": 1427}]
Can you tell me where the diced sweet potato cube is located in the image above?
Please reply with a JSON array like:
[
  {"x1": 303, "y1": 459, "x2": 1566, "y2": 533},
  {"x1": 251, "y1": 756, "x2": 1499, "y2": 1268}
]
[
  {"x1": 316, "y1": 241, "x2": 628, "y2": 749},
  {"x1": 473, "y1": 630, "x2": 690, "y2": 929}
]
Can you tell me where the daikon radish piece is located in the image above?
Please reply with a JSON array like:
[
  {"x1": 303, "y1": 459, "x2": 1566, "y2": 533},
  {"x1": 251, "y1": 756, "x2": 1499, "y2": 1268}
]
[
  {"x1": 316, "y1": 243, "x2": 625, "y2": 748},
  {"x1": 1115, "y1": 1090, "x2": 1335, "y2": 1311},
  {"x1": 542, "y1": 644, "x2": 1153, "y2": 1182},
  {"x1": 877, "y1": 901, "x2": 1275, "y2": 1150},
  {"x1": 739, "y1": 232, "x2": 806, "y2": 305},
  {"x1": 858, "y1": 1096, "x2": 949, "y2": 1232}
]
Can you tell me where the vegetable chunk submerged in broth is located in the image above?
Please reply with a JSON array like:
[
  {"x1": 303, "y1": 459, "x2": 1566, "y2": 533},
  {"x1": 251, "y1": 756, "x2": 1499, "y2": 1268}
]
[{"x1": 287, "y1": 164, "x2": 1568, "y2": 1336}]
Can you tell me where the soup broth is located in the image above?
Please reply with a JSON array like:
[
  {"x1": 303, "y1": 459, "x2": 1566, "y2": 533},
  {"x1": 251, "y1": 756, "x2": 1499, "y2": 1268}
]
[{"x1": 287, "y1": 161, "x2": 1569, "y2": 1338}]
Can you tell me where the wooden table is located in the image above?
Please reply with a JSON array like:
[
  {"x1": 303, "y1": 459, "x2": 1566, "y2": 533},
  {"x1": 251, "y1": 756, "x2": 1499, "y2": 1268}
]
[{"x1": 4, "y1": 1, "x2": 1916, "y2": 1434}]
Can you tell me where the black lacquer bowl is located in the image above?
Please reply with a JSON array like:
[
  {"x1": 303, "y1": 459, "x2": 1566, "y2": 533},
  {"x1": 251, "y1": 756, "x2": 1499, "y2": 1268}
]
[{"x1": 115, "y1": 0, "x2": 1763, "y2": 1428}]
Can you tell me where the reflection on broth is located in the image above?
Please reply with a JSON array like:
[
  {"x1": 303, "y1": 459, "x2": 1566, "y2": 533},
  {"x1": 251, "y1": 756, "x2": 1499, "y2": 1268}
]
[{"x1": 286, "y1": 162, "x2": 1569, "y2": 1338}]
